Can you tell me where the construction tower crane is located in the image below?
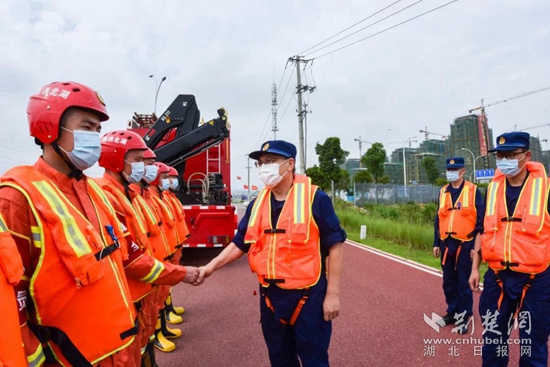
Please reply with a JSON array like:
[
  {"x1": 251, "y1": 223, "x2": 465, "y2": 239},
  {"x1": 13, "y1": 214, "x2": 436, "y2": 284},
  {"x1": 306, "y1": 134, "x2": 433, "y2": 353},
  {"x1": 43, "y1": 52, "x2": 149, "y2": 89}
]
[
  {"x1": 354, "y1": 135, "x2": 374, "y2": 168},
  {"x1": 517, "y1": 123, "x2": 550, "y2": 132},
  {"x1": 469, "y1": 85, "x2": 550, "y2": 115},
  {"x1": 419, "y1": 126, "x2": 446, "y2": 140}
]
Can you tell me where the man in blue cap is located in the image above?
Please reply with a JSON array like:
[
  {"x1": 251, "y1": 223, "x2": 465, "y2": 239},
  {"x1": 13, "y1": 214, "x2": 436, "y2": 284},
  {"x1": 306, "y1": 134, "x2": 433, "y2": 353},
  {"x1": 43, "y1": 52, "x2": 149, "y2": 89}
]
[
  {"x1": 469, "y1": 131, "x2": 550, "y2": 366},
  {"x1": 433, "y1": 156, "x2": 484, "y2": 334},
  {"x1": 196, "y1": 140, "x2": 346, "y2": 367}
]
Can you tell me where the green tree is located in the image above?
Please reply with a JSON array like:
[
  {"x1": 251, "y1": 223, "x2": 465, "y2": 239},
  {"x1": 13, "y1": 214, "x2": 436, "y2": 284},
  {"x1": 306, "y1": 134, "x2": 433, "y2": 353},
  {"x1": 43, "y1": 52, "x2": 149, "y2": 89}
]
[
  {"x1": 305, "y1": 165, "x2": 330, "y2": 190},
  {"x1": 315, "y1": 137, "x2": 349, "y2": 183},
  {"x1": 377, "y1": 174, "x2": 391, "y2": 184},
  {"x1": 422, "y1": 157, "x2": 441, "y2": 184},
  {"x1": 336, "y1": 169, "x2": 352, "y2": 195},
  {"x1": 353, "y1": 170, "x2": 373, "y2": 183},
  {"x1": 434, "y1": 177, "x2": 448, "y2": 187},
  {"x1": 362, "y1": 143, "x2": 386, "y2": 183}
]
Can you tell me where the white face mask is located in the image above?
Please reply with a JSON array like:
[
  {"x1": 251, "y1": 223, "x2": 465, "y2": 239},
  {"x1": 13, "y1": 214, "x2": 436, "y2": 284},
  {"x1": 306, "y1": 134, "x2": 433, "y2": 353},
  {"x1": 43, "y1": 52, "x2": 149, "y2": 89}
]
[
  {"x1": 159, "y1": 178, "x2": 171, "y2": 191},
  {"x1": 124, "y1": 161, "x2": 145, "y2": 184},
  {"x1": 446, "y1": 170, "x2": 461, "y2": 183},
  {"x1": 258, "y1": 159, "x2": 289, "y2": 188},
  {"x1": 144, "y1": 164, "x2": 158, "y2": 183},
  {"x1": 170, "y1": 178, "x2": 179, "y2": 190},
  {"x1": 60, "y1": 128, "x2": 101, "y2": 170},
  {"x1": 496, "y1": 157, "x2": 524, "y2": 177}
]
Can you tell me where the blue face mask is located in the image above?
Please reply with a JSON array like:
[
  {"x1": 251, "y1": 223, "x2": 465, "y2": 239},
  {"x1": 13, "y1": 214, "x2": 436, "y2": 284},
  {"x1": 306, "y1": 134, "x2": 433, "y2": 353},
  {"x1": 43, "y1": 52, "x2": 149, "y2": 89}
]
[
  {"x1": 124, "y1": 161, "x2": 145, "y2": 184},
  {"x1": 496, "y1": 157, "x2": 524, "y2": 177},
  {"x1": 61, "y1": 128, "x2": 101, "y2": 170},
  {"x1": 446, "y1": 170, "x2": 461, "y2": 182},
  {"x1": 144, "y1": 164, "x2": 158, "y2": 183},
  {"x1": 159, "y1": 178, "x2": 171, "y2": 191},
  {"x1": 170, "y1": 178, "x2": 179, "y2": 190}
]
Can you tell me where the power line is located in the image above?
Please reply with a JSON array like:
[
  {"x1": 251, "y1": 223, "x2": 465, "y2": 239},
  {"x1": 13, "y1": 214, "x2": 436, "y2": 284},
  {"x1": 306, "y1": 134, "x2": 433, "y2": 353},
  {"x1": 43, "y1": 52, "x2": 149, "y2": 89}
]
[
  {"x1": 299, "y1": 0, "x2": 403, "y2": 55},
  {"x1": 305, "y1": 0, "x2": 424, "y2": 57},
  {"x1": 312, "y1": 0, "x2": 458, "y2": 59}
]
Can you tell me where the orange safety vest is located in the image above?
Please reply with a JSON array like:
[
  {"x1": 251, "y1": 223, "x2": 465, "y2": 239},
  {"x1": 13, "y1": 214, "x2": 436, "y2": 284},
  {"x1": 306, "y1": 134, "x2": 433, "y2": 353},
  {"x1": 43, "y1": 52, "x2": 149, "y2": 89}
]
[
  {"x1": 482, "y1": 162, "x2": 550, "y2": 274},
  {"x1": 150, "y1": 190, "x2": 178, "y2": 255},
  {"x1": 165, "y1": 191, "x2": 189, "y2": 246},
  {"x1": 0, "y1": 213, "x2": 28, "y2": 367},
  {"x1": 245, "y1": 175, "x2": 321, "y2": 290},
  {"x1": 438, "y1": 181, "x2": 477, "y2": 242},
  {"x1": 131, "y1": 185, "x2": 171, "y2": 262},
  {"x1": 0, "y1": 166, "x2": 137, "y2": 367},
  {"x1": 96, "y1": 175, "x2": 158, "y2": 302}
]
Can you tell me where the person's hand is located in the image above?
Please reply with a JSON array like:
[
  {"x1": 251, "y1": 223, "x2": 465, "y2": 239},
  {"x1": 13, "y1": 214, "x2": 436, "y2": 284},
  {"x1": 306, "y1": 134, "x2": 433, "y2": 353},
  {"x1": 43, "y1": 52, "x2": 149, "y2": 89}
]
[
  {"x1": 433, "y1": 247, "x2": 440, "y2": 258},
  {"x1": 323, "y1": 293, "x2": 340, "y2": 322},
  {"x1": 183, "y1": 266, "x2": 199, "y2": 284},
  {"x1": 469, "y1": 269, "x2": 481, "y2": 293},
  {"x1": 193, "y1": 265, "x2": 214, "y2": 286}
]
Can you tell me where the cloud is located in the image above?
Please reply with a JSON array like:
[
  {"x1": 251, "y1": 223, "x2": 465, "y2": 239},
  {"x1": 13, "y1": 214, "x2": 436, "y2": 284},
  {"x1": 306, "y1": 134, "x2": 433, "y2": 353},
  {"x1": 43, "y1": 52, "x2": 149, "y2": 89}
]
[{"x1": 1, "y1": 0, "x2": 550, "y2": 189}]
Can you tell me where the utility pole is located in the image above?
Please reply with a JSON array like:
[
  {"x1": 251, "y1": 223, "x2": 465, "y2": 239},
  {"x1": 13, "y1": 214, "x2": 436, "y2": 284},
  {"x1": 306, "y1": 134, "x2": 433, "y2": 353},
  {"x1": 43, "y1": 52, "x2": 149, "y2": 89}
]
[
  {"x1": 245, "y1": 155, "x2": 251, "y2": 198},
  {"x1": 271, "y1": 83, "x2": 278, "y2": 139},
  {"x1": 289, "y1": 56, "x2": 315, "y2": 174}
]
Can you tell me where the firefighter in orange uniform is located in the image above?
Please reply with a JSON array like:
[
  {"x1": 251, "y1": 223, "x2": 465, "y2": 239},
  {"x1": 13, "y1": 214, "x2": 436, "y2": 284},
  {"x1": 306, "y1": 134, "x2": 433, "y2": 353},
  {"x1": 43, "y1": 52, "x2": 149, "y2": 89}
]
[
  {"x1": 163, "y1": 165, "x2": 189, "y2": 317},
  {"x1": 95, "y1": 130, "x2": 199, "y2": 366},
  {"x1": 433, "y1": 157, "x2": 484, "y2": 334},
  {"x1": 0, "y1": 214, "x2": 28, "y2": 367},
  {"x1": 197, "y1": 140, "x2": 345, "y2": 367},
  {"x1": 130, "y1": 152, "x2": 180, "y2": 354},
  {"x1": 470, "y1": 132, "x2": 550, "y2": 366},
  {"x1": 0, "y1": 81, "x2": 137, "y2": 366}
]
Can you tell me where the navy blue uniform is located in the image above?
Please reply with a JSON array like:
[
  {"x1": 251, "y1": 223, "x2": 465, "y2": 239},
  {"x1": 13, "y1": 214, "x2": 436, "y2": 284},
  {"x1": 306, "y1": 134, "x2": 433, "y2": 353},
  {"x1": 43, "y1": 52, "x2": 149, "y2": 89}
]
[
  {"x1": 233, "y1": 189, "x2": 346, "y2": 367},
  {"x1": 480, "y1": 176, "x2": 550, "y2": 367},
  {"x1": 434, "y1": 181, "x2": 485, "y2": 320}
]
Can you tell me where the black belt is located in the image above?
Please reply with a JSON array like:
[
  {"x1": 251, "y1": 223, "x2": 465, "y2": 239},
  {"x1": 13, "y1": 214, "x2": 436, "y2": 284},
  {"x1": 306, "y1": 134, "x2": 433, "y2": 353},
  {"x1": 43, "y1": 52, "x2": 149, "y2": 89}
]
[
  {"x1": 94, "y1": 243, "x2": 119, "y2": 261},
  {"x1": 501, "y1": 217, "x2": 522, "y2": 222},
  {"x1": 264, "y1": 228, "x2": 286, "y2": 234},
  {"x1": 263, "y1": 278, "x2": 285, "y2": 284}
]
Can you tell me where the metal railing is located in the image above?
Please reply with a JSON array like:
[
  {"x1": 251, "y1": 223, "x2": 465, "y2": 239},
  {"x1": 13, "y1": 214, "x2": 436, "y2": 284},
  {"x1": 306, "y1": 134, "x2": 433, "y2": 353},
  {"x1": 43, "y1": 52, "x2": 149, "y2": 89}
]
[{"x1": 353, "y1": 183, "x2": 440, "y2": 205}]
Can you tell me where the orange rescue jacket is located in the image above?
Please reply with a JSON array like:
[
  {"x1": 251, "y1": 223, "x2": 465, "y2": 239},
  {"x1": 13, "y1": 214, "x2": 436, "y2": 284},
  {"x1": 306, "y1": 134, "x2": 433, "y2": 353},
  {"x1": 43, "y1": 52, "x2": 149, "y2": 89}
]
[
  {"x1": 131, "y1": 185, "x2": 171, "y2": 262},
  {"x1": 438, "y1": 181, "x2": 477, "y2": 241},
  {"x1": 245, "y1": 175, "x2": 321, "y2": 290},
  {"x1": 96, "y1": 175, "x2": 156, "y2": 302},
  {"x1": 150, "y1": 190, "x2": 178, "y2": 255},
  {"x1": 0, "y1": 166, "x2": 137, "y2": 366},
  {"x1": 165, "y1": 191, "x2": 189, "y2": 246},
  {"x1": 482, "y1": 162, "x2": 550, "y2": 274},
  {"x1": 0, "y1": 213, "x2": 28, "y2": 367}
]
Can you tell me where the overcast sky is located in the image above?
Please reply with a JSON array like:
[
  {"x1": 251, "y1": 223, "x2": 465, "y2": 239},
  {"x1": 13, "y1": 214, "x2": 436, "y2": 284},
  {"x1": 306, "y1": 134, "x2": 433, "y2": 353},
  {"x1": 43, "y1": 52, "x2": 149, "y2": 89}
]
[{"x1": 1, "y1": 0, "x2": 549, "y2": 191}]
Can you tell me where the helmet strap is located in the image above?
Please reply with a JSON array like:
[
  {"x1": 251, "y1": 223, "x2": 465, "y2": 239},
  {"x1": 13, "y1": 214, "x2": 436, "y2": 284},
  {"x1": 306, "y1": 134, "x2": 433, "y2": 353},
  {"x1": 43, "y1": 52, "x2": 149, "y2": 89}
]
[
  {"x1": 51, "y1": 141, "x2": 83, "y2": 180},
  {"x1": 120, "y1": 172, "x2": 133, "y2": 202}
]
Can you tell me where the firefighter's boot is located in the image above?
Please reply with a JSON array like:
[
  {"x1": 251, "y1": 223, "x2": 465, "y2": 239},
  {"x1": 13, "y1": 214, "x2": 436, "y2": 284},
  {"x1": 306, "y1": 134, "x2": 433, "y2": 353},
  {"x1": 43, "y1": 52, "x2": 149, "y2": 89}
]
[
  {"x1": 143, "y1": 337, "x2": 158, "y2": 367},
  {"x1": 165, "y1": 303, "x2": 183, "y2": 324},
  {"x1": 154, "y1": 315, "x2": 176, "y2": 353},
  {"x1": 160, "y1": 306, "x2": 182, "y2": 339},
  {"x1": 166, "y1": 292, "x2": 185, "y2": 315}
]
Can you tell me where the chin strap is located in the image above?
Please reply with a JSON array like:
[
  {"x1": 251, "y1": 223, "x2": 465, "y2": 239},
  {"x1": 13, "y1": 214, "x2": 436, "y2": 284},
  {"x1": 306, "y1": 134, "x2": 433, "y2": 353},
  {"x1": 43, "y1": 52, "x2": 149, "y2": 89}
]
[
  {"x1": 51, "y1": 142, "x2": 83, "y2": 180},
  {"x1": 120, "y1": 172, "x2": 133, "y2": 202}
]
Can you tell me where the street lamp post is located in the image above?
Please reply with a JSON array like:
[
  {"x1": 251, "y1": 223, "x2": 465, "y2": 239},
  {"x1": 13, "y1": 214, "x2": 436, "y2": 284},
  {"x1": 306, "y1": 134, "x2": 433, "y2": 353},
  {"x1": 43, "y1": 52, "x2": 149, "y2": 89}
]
[
  {"x1": 461, "y1": 148, "x2": 485, "y2": 182},
  {"x1": 149, "y1": 75, "x2": 167, "y2": 115}
]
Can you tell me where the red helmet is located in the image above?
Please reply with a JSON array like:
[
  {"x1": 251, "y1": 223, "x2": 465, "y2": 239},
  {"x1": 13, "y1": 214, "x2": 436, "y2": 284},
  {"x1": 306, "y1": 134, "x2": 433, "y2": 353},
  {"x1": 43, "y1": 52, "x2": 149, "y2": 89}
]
[
  {"x1": 151, "y1": 162, "x2": 170, "y2": 185},
  {"x1": 143, "y1": 148, "x2": 157, "y2": 160},
  {"x1": 99, "y1": 130, "x2": 148, "y2": 173},
  {"x1": 168, "y1": 166, "x2": 178, "y2": 176},
  {"x1": 27, "y1": 81, "x2": 109, "y2": 144}
]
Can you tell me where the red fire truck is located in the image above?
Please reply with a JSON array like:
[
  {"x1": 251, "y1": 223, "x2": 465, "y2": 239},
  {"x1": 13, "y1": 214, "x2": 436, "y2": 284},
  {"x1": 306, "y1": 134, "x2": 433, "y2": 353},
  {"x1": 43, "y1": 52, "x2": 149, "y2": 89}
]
[{"x1": 128, "y1": 95, "x2": 237, "y2": 248}]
